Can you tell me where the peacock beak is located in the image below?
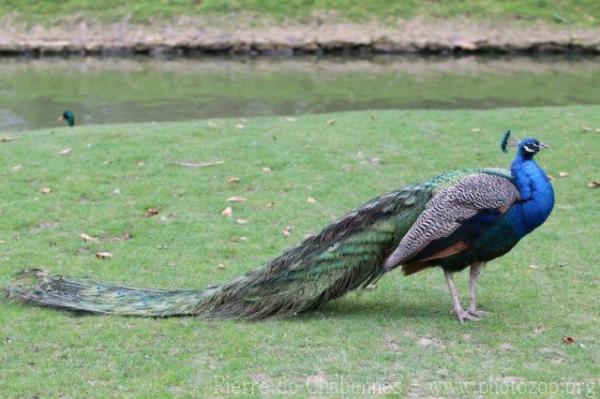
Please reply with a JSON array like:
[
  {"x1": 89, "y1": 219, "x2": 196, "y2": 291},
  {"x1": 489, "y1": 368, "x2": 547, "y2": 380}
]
[{"x1": 538, "y1": 142, "x2": 550, "y2": 149}]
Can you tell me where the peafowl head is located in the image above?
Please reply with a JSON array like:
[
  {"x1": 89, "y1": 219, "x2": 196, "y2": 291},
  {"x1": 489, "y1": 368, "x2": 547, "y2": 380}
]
[
  {"x1": 501, "y1": 131, "x2": 548, "y2": 159},
  {"x1": 517, "y1": 138, "x2": 549, "y2": 159},
  {"x1": 58, "y1": 110, "x2": 75, "y2": 127}
]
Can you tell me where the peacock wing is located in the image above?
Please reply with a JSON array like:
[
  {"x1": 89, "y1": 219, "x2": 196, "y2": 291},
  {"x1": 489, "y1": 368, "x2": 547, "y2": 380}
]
[{"x1": 383, "y1": 172, "x2": 519, "y2": 270}]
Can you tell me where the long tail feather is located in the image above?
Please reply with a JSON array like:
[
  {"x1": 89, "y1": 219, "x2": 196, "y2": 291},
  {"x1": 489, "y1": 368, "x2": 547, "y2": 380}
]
[
  {"x1": 5, "y1": 269, "x2": 209, "y2": 316},
  {"x1": 5, "y1": 183, "x2": 431, "y2": 319}
]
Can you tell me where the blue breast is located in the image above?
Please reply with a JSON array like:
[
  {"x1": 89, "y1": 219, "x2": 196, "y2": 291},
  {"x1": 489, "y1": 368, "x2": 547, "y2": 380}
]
[{"x1": 508, "y1": 155, "x2": 555, "y2": 238}]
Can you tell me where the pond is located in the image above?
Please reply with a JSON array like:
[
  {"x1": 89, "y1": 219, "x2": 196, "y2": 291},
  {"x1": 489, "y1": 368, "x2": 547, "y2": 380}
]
[{"x1": 2, "y1": 56, "x2": 600, "y2": 131}]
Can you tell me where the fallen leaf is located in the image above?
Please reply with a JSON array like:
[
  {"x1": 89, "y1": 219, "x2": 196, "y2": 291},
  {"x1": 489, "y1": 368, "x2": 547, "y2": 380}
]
[
  {"x1": 145, "y1": 208, "x2": 160, "y2": 217},
  {"x1": 562, "y1": 336, "x2": 575, "y2": 344},
  {"x1": 529, "y1": 264, "x2": 539, "y2": 269},
  {"x1": 236, "y1": 218, "x2": 248, "y2": 225},
  {"x1": 137, "y1": 161, "x2": 145, "y2": 167},
  {"x1": 364, "y1": 283, "x2": 376, "y2": 290},
  {"x1": 547, "y1": 175, "x2": 556, "y2": 181},
  {"x1": 95, "y1": 252, "x2": 112, "y2": 259},
  {"x1": 227, "y1": 196, "x2": 246, "y2": 202},
  {"x1": 558, "y1": 171, "x2": 569, "y2": 177},
  {"x1": 0, "y1": 136, "x2": 14, "y2": 142},
  {"x1": 581, "y1": 125, "x2": 593, "y2": 132},
  {"x1": 370, "y1": 114, "x2": 377, "y2": 120},
  {"x1": 471, "y1": 128, "x2": 481, "y2": 133},
  {"x1": 418, "y1": 338, "x2": 433, "y2": 347},
  {"x1": 234, "y1": 123, "x2": 245, "y2": 129},
  {"x1": 436, "y1": 369, "x2": 448, "y2": 379},
  {"x1": 207, "y1": 120, "x2": 219, "y2": 128},
  {"x1": 103, "y1": 160, "x2": 113, "y2": 165},
  {"x1": 227, "y1": 176, "x2": 240, "y2": 184},
  {"x1": 12, "y1": 165, "x2": 22, "y2": 171},
  {"x1": 80, "y1": 233, "x2": 99, "y2": 243},
  {"x1": 306, "y1": 371, "x2": 327, "y2": 386},
  {"x1": 216, "y1": 263, "x2": 226, "y2": 270},
  {"x1": 262, "y1": 167, "x2": 272, "y2": 173},
  {"x1": 282, "y1": 226, "x2": 292, "y2": 237},
  {"x1": 285, "y1": 117, "x2": 296, "y2": 122},
  {"x1": 222, "y1": 207, "x2": 233, "y2": 217},
  {"x1": 39, "y1": 187, "x2": 51, "y2": 194},
  {"x1": 587, "y1": 180, "x2": 600, "y2": 189},
  {"x1": 0, "y1": 240, "x2": 4, "y2": 245},
  {"x1": 370, "y1": 157, "x2": 381, "y2": 165},
  {"x1": 171, "y1": 160, "x2": 223, "y2": 168},
  {"x1": 113, "y1": 188, "x2": 121, "y2": 195},
  {"x1": 307, "y1": 197, "x2": 316, "y2": 204},
  {"x1": 326, "y1": 119, "x2": 336, "y2": 126},
  {"x1": 236, "y1": 236, "x2": 248, "y2": 241},
  {"x1": 58, "y1": 148, "x2": 72, "y2": 155},
  {"x1": 499, "y1": 343, "x2": 513, "y2": 352},
  {"x1": 252, "y1": 373, "x2": 270, "y2": 386},
  {"x1": 266, "y1": 201, "x2": 275, "y2": 208},
  {"x1": 534, "y1": 326, "x2": 546, "y2": 336}
]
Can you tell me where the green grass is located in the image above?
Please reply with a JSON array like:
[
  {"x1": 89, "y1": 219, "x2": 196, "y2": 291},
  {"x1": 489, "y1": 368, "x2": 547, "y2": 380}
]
[
  {"x1": 0, "y1": 107, "x2": 598, "y2": 397},
  {"x1": 2, "y1": 0, "x2": 600, "y2": 26}
]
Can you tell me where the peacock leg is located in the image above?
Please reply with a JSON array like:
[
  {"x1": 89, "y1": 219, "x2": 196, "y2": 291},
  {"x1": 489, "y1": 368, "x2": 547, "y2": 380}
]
[
  {"x1": 444, "y1": 270, "x2": 480, "y2": 322},
  {"x1": 467, "y1": 262, "x2": 489, "y2": 318}
]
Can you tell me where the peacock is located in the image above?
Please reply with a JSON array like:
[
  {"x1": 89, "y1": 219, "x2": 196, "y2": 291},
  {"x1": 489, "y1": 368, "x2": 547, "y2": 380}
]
[
  {"x1": 4, "y1": 131, "x2": 554, "y2": 322},
  {"x1": 58, "y1": 110, "x2": 75, "y2": 127}
]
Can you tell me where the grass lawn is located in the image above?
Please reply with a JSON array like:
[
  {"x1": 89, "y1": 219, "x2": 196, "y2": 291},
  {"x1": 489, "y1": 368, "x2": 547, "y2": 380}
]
[
  {"x1": 2, "y1": 0, "x2": 600, "y2": 26},
  {"x1": 0, "y1": 106, "x2": 598, "y2": 397}
]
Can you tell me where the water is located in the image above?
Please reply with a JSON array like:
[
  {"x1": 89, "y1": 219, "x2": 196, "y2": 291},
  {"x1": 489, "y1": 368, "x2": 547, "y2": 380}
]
[{"x1": 2, "y1": 56, "x2": 600, "y2": 131}]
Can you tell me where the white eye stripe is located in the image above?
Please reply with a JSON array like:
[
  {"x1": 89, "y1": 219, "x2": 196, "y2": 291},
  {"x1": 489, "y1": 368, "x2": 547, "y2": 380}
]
[{"x1": 523, "y1": 145, "x2": 536, "y2": 153}]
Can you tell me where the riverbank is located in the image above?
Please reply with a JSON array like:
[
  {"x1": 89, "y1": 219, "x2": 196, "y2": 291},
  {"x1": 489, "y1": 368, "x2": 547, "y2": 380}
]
[{"x1": 3, "y1": 17, "x2": 600, "y2": 56}]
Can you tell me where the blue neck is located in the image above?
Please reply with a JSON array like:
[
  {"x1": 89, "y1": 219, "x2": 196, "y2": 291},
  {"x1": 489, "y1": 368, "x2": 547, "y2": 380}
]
[{"x1": 509, "y1": 152, "x2": 555, "y2": 236}]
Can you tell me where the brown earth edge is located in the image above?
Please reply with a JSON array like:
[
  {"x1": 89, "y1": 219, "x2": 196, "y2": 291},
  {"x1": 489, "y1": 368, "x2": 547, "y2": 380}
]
[{"x1": 3, "y1": 18, "x2": 600, "y2": 56}]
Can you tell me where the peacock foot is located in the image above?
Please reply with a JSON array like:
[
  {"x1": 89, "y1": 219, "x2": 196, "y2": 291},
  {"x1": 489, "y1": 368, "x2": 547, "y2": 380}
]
[
  {"x1": 467, "y1": 308, "x2": 490, "y2": 318},
  {"x1": 452, "y1": 307, "x2": 482, "y2": 323}
]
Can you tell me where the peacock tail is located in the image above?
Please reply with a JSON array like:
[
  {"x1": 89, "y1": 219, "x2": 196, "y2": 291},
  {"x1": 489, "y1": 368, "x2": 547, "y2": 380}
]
[{"x1": 6, "y1": 168, "x2": 504, "y2": 319}]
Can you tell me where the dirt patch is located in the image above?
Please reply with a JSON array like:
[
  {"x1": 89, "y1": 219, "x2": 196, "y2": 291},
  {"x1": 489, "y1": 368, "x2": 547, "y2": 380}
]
[
  {"x1": 2, "y1": 17, "x2": 600, "y2": 56},
  {"x1": 30, "y1": 221, "x2": 59, "y2": 233}
]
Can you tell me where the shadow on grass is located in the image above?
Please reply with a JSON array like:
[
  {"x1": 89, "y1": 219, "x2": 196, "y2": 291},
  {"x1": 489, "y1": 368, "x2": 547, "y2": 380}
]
[
  {"x1": 5, "y1": 296, "x2": 450, "y2": 323},
  {"x1": 294, "y1": 298, "x2": 449, "y2": 322}
]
